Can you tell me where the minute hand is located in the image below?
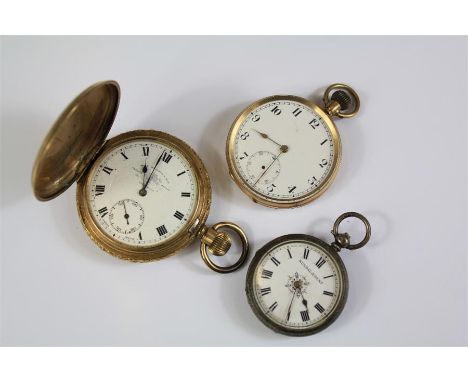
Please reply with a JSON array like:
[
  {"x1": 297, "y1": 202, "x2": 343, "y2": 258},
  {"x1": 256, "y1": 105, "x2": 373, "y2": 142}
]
[
  {"x1": 141, "y1": 150, "x2": 165, "y2": 192},
  {"x1": 253, "y1": 151, "x2": 283, "y2": 186}
]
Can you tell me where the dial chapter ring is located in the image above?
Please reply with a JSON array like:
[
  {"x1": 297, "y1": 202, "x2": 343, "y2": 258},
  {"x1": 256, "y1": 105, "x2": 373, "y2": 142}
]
[{"x1": 200, "y1": 222, "x2": 249, "y2": 273}]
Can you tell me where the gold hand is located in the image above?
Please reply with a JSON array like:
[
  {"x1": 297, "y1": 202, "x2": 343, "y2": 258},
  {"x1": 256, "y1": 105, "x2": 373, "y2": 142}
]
[
  {"x1": 253, "y1": 151, "x2": 283, "y2": 186},
  {"x1": 253, "y1": 129, "x2": 288, "y2": 153}
]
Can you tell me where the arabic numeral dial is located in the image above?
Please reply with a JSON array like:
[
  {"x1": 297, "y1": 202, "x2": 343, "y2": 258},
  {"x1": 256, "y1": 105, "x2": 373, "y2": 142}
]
[{"x1": 233, "y1": 99, "x2": 335, "y2": 202}]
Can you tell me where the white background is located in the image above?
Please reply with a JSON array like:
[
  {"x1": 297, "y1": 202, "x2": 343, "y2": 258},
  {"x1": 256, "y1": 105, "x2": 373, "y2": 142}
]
[{"x1": 1, "y1": 36, "x2": 467, "y2": 346}]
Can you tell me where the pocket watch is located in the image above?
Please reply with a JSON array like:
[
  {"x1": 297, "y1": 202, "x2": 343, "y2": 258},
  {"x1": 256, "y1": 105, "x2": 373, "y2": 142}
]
[
  {"x1": 226, "y1": 84, "x2": 360, "y2": 208},
  {"x1": 245, "y1": 212, "x2": 371, "y2": 336},
  {"x1": 32, "y1": 80, "x2": 249, "y2": 273}
]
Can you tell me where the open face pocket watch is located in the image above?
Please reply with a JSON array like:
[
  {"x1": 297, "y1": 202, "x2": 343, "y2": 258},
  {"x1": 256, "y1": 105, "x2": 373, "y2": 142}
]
[
  {"x1": 246, "y1": 212, "x2": 371, "y2": 336},
  {"x1": 32, "y1": 81, "x2": 249, "y2": 273},
  {"x1": 226, "y1": 84, "x2": 360, "y2": 208}
]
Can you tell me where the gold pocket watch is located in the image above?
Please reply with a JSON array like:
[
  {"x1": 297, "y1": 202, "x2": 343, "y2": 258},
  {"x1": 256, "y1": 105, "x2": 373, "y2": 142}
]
[
  {"x1": 226, "y1": 84, "x2": 360, "y2": 208},
  {"x1": 245, "y1": 212, "x2": 371, "y2": 336},
  {"x1": 32, "y1": 81, "x2": 249, "y2": 273}
]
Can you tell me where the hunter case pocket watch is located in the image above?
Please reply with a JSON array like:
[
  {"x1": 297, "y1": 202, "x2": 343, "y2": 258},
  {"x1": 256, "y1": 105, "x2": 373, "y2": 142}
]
[
  {"x1": 32, "y1": 81, "x2": 248, "y2": 273},
  {"x1": 226, "y1": 84, "x2": 360, "y2": 208},
  {"x1": 246, "y1": 212, "x2": 371, "y2": 336}
]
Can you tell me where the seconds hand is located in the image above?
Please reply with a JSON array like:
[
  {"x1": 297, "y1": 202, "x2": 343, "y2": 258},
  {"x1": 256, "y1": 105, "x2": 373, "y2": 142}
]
[{"x1": 122, "y1": 200, "x2": 130, "y2": 225}]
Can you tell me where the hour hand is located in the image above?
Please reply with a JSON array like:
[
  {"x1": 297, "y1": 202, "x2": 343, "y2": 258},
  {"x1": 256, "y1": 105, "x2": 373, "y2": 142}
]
[{"x1": 141, "y1": 159, "x2": 148, "y2": 187}]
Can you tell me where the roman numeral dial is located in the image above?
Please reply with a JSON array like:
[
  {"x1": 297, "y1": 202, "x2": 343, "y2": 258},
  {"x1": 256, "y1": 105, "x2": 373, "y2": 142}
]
[
  {"x1": 88, "y1": 139, "x2": 198, "y2": 248},
  {"x1": 251, "y1": 240, "x2": 342, "y2": 333}
]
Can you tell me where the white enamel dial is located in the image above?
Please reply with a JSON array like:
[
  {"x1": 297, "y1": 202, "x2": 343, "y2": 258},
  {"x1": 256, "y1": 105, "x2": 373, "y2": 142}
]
[
  {"x1": 87, "y1": 139, "x2": 198, "y2": 247},
  {"x1": 233, "y1": 99, "x2": 336, "y2": 202},
  {"x1": 251, "y1": 240, "x2": 344, "y2": 331}
]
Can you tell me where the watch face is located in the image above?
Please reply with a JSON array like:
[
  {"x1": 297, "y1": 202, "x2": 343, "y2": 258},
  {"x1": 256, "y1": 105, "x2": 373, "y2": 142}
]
[
  {"x1": 246, "y1": 234, "x2": 348, "y2": 336},
  {"x1": 228, "y1": 96, "x2": 341, "y2": 207},
  {"x1": 86, "y1": 138, "x2": 198, "y2": 247}
]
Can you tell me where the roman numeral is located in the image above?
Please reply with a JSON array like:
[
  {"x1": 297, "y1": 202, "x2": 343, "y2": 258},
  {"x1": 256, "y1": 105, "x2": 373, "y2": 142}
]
[
  {"x1": 314, "y1": 303, "x2": 325, "y2": 314},
  {"x1": 98, "y1": 207, "x2": 108, "y2": 218},
  {"x1": 120, "y1": 152, "x2": 129, "y2": 160},
  {"x1": 173, "y1": 211, "x2": 184, "y2": 220},
  {"x1": 271, "y1": 105, "x2": 281, "y2": 115},
  {"x1": 261, "y1": 269, "x2": 273, "y2": 279},
  {"x1": 303, "y1": 248, "x2": 310, "y2": 259},
  {"x1": 177, "y1": 171, "x2": 186, "y2": 176},
  {"x1": 287, "y1": 248, "x2": 292, "y2": 259},
  {"x1": 320, "y1": 139, "x2": 328, "y2": 146},
  {"x1": 142, "y1": 146, "x2": 149, "y2": 156},
  {"x1": 300, "y1": 310, "x2": 310, "y2": 322},
  {"x1": 156, "y1": 225, "x2": 168, "y2": 236},
  {"x1": 181, "y1": 192, "x2": 191, "y2": 197},
  {"x1": 271, "y1": 257, "x2": 280, "y2": 266},
  {"x1": 323, "y1": 275, "x2": 334, "y2": 279},
  {"x1": 315, "y1": 257, "x2": 326, "y2": 268},
  {"x1": 94, "y1": 185, "x2": 105, "y2": 196},
  {"x1": 288, "y1": 186, "x2": 296, "y2": 193},
  {"x1": 260, "y1": 287, "x2": 271, "y2": 296},
  {"x1": 102, "y1": 166, "x2": 113, "y2": 175},
  {"x1": 138, "y1": 232, "x2": 143, "y2": 240},
  {"x1": 162, "y1": 152, "x2": 173, "y2": 163},
  {"x1": 323, "y1": 291, "x2": 334, "y2": 296},
  {"x1": 268, "y1": 301, "x2": 278, "y2": 312},
  {"x1": 292, "y1": 108, "x2": 302, "y2": 117},
  {"x1": 239, "y1": 152, "x2": 249, "y2": 160}
]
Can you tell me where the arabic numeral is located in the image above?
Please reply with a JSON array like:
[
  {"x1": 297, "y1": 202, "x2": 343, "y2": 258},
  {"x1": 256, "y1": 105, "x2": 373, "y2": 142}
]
[
  {"x1": 319, "y1": 159, "x2": 328, "y2": 168},
  {"x1": 240, "y1": 132, "x2": 250, "y2": 140},
  {"x1": 308, "y1": 176, "x2": 317, "y2": 185}
]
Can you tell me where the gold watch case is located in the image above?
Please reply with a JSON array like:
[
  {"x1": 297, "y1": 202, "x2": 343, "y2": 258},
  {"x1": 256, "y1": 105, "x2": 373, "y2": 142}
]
[
  {"x1": 226, "y1": 84, "x2": 360, "y2": 209},
  {"x1": 32, "y1": 80, "x2": 249, "y2": 272},
  {"x1": 76, "y1": 129, "x2": 212, "y2": 262}
]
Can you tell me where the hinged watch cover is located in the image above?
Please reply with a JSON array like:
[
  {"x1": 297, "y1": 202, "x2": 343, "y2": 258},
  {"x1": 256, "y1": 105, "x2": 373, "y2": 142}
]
[{"x1": 32, "y1": 80, "x2": 120, "y2": 201}]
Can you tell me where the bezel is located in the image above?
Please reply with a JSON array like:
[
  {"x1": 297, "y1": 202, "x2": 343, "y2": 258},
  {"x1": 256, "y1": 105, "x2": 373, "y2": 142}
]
[
  {"x1": 245, "y1": 234, "x2": 349, "y2": 336},
  {"x1": 76, "y1": 130, "x2": 211, "y2": 262},
  {"x1": 226, "y1": 95, "x2": 342, "y2": 209}
]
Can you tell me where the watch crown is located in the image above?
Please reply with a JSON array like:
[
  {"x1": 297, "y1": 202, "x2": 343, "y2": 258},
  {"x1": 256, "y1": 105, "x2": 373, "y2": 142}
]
[
  {"x1": 199, "y1": 226, "x2": 232, "y2": 256},
  {"x1": 330, "y1": 90, "x2": 352, "y2": 111},
  {"x1": 210, "y1": 232, "x2": 232, "y2": 256}
]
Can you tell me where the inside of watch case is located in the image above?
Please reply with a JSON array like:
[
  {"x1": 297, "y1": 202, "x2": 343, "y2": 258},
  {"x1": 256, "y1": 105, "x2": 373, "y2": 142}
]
[{"x1": 32, "y1": 81, "x2": 120, "y2": 201}]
